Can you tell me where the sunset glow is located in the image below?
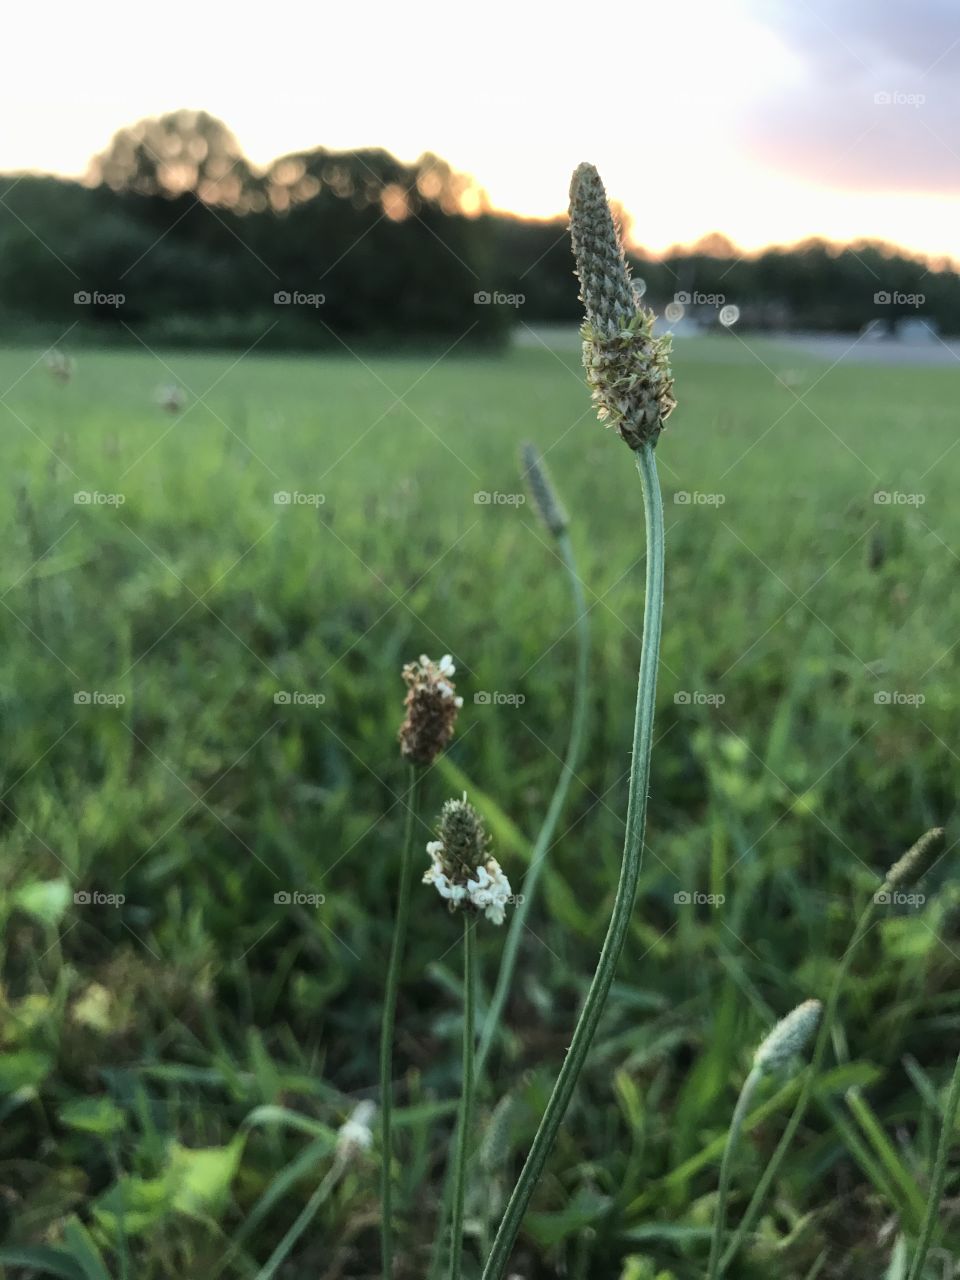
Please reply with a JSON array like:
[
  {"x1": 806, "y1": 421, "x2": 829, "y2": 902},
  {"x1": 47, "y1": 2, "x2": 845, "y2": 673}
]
[{"x1": 6, "y1": 0, "x2": 960, "y2": 259}]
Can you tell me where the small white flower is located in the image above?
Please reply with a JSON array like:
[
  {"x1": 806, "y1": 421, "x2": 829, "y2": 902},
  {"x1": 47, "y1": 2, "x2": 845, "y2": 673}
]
[
  {"x1": 466, "y1": 858, "x2": 512, "y2": 925},
  {"x1": 336, "y1": 1100, "x2": 376, "y2": 1163},
  {"x1": 438, "y1": 654, "x2": 456, "y2": 676}
]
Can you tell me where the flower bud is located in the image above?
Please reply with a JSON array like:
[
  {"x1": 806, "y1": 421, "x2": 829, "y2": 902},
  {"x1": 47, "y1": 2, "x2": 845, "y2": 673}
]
[
  {"x1": 754, "y1": 999, "x2": 822, "y2": 1074},
  {"x1": 398, "y1": 654, "x2": 463, "y2": 766},
  {"x1": 569, "y1": 163, "x2": 675, "y2": 449}
]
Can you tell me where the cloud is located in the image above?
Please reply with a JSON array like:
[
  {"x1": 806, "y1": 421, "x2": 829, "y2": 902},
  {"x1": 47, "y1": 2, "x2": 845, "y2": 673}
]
[{"x1": 744, "y1": 0, "x2": 960, "y2": 193}]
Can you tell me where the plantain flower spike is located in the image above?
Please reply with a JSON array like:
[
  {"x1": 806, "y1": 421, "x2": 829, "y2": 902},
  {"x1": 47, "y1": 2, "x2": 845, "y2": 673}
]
[
  {"x1": 885, "y1": 827, "x2": 946, "y2": 890},
  {"x1": 753, "y1": 999, "x2": 822, "y2": 1074},
  {"x1": 569, "y1": 162, "x2": 676, "y2": 449},
  {"x1": 423, "y1": 793, "x2": 513, "y2": 925},
  {"x1": 398, "y1": 654, "x2": 463, "y2": 766},
  {"x1": 521, "y1": 442, "x2": 568, "y2": 538}
]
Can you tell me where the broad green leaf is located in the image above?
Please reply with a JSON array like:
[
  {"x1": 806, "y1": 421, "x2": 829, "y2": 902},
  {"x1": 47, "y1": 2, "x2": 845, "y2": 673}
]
[
  {"x1": 0, "y1": 1049, "x2": 53, "y2": 1094},
  {"x1": 169, "y1": 1137, "x2": 244, "y2": 1218},
  {"x1": 14, "y1": 878, "x2": 73, "y2": 927},
  {"x1": 59, "y1": 1096, "x2": 126, "y2": 1137}
]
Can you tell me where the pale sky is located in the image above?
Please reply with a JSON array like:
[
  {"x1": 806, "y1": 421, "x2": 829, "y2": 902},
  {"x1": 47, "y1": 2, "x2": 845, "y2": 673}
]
[{"x1": 6, "y1": 0, "x2": 960, "y2": 258}]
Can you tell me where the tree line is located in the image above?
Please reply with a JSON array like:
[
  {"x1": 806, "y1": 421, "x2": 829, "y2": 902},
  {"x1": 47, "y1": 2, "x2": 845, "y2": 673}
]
[{"x1": 0, "y1": 111, "x2": 953, "y2": 349}]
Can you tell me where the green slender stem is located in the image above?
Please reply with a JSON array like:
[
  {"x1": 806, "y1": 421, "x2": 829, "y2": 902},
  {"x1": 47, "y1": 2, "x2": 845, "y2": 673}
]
[
  {"x1": 719, "y1": 896, "x2": 878, "y2": 1275},
  {"x1": 429, "y1": 526, "x2": 591, "y2": 1280},
  {"x1": 380, "y1": 765, "x2": 423, "y2": 1280},
  {"x1": 451, "y1": 916, "x2": 477, "y2": 1280},
  {"x1": 477, "y1": 528, "x2": 590, "y2": 1074},
  {"x1": 707, "y1": 1065, "x2": 763, "y2": 1280},
  {"x1": 906, "y1": 1048, "x2": 960, "y2": 1280},
  {"x1": 259, "y1": 1159, "x2": 343, "y2": 1280},
  {"x1": 481, "y1": 443, "x2": 664, "y2": 1280}
]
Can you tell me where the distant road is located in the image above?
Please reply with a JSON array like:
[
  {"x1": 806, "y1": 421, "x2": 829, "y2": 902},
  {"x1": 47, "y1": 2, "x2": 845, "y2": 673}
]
[{"x1": 514, "y1": 323, "x2": 960, "y2": 367}]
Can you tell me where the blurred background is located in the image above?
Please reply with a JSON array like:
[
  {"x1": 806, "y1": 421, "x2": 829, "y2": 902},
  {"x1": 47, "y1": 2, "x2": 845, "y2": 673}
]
[{"x1": 0, "y1": 3, "x2": 958, "y2": 1278}]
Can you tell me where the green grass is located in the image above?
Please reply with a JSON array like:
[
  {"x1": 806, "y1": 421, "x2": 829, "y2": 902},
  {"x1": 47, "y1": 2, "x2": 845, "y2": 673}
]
[{"x1": 0, "y1": 333, "x2": 957, "y2": 1278}]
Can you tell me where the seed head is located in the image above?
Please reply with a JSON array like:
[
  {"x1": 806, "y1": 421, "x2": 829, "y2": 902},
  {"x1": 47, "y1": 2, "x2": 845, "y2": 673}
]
[
  {"x1": 423, "y1": 793, "x2": 512, "y2": 925},
  {"x1": 335, "y1": 1100, "x2": 376, "y2": 1165},
  {"x1": 398, "y1": 654, "x2": 463, "y2": 766},
  {"x1": 569, "y1": 163, "x2": 675, "y2": 449},
  {"x1": 753, "y1": 999, "x2": 822, "y2": 1074},
  {"x1": 885, "y1": 827, "x2": 946, "y2": 890},
  {"x1": 520, "y1": 442, "x2": 568, "y2": 537}
]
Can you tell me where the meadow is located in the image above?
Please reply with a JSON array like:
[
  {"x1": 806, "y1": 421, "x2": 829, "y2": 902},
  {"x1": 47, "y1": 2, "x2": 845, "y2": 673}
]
[{"x1": 0, "y1": 331, "x2": 956, "y2": 1278}]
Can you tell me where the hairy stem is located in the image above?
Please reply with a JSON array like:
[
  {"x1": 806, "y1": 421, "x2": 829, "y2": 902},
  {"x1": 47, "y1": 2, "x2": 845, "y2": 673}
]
[
  {"x1": 719, "y1": 896, "x2": 879, "y2": 1274},
  {"x1": 906, "y1": 1048, "x2": 960, "y2": 1280},
  {"x1": 708, "y1": 1066, "x2": 763, "y2": 1280},
  {"x1": 450, "y1": 917, "x2": 478, "y2": 1280},
  {"x1": 481, "y1": 443, "x2": 664, "y2": 1279},
  {"x1": 379, "y1": 765, "x2": 423, "y2": 1280}
]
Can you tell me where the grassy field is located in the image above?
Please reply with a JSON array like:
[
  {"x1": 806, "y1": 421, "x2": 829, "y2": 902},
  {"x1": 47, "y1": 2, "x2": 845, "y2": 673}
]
[{"x1": 0, "y1": 333, "x2": 957, "y2": 1279}]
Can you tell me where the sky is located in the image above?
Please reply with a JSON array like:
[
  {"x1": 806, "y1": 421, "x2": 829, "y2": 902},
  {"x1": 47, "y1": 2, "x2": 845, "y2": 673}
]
[{"x1": 5, "y1": 0, "x2": 960, "y2": 259}]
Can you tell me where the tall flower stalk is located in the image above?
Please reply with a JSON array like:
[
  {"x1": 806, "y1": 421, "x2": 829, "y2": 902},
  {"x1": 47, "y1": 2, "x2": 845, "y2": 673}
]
[
  {"x1": 430, "y1": 447, "x2": 590, "y2": 1280},
  {"x1": 380, "y1": 656, "x2": 463, "y2": 1280},
  {"x1": 476, "y1": 444, "x2": 589, "y2": 1073},
  {"x1": 481, "y1": 162, "x2": 675, "y2": 1279},
  {"x1": 706, "y1": 1000, "x2": 822, "y2": 1280},
  {"x1": 718, "y1": 826, "x2": 946, "y2": 1275}
]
